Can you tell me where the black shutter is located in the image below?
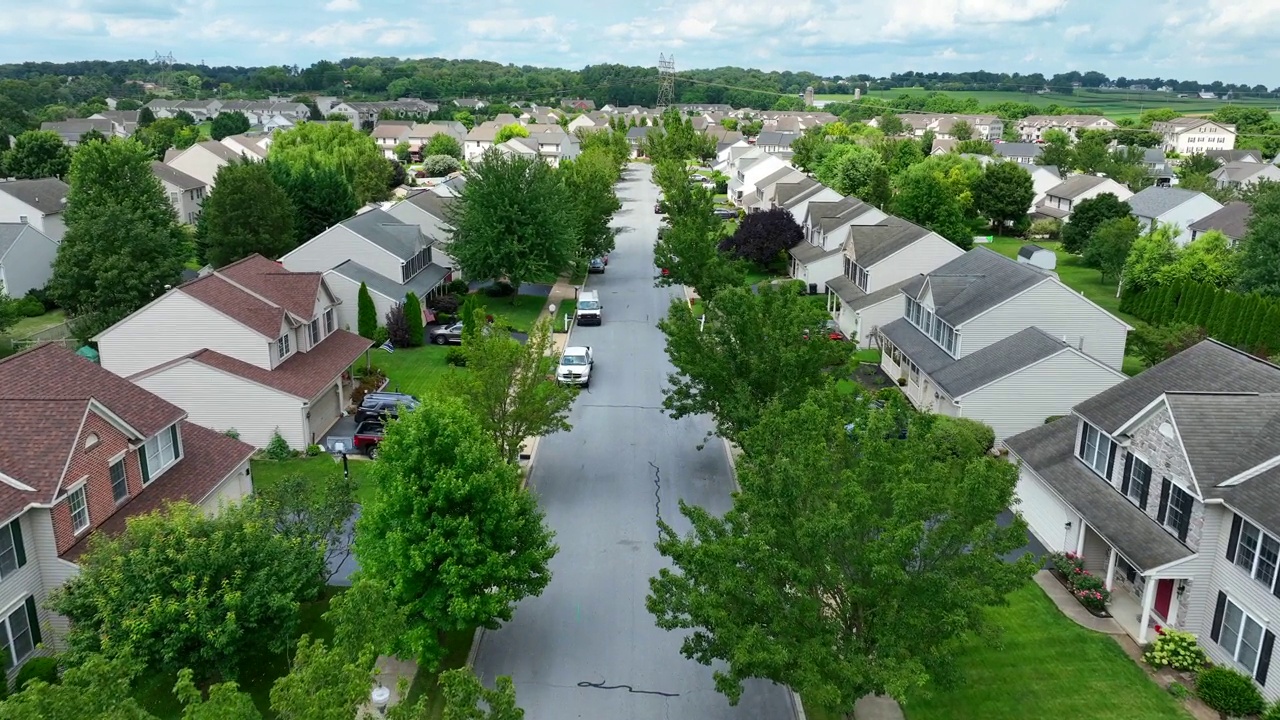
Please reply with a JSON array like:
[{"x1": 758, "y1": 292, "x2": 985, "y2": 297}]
[
  {"x1": 1156, "y1": 479, "x2": 1171, "y2": 524},
  {"x1": 1210, "y1": 592, "x2": 1228, "y2": 642},
  {"x1": 171, "y1": 425, "x2": 181, "y2": 459},
  {"x1": 1121, "y1": 453, "x2": 1133, "y2": 495},
  {"x1": 10, "y1": 520, "x2": 24, "y2": 569},
  {"x1": 138, "y1": 449, "x2": 150, "y2": 484},
  {"x1": 1227, "y1": 515, "x2": 1243, "y2": 563},
  {"x1": 1259, "y1": 631, "x2": 1276, "y2": 685},
  {"x1": 23, "y1": 596, "x2": 40, "y2": 647},
  {"x1": 1177, "y1": 494, "x2": 1191, "y2": 542},
  {"x1": 1078, "y1": 424, "x2": 1088, "y2": 457},
  {"x1": 1105, "y1": 442, "x2": 1118, "y2": 480},
  {"x1": 1139, "y1": 471, "x2": 1152, "y2": 511}
]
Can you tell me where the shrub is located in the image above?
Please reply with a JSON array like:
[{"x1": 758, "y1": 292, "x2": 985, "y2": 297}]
[
  {"x1": 264, "y1": 429, "x2": 293, "y2": 461},
  {"x1": 222, "y1": 428, "x2": 241, "y2": 440},
  {"x1": 1028, "y1": 217, "x2": 1062, "y2": 240},
  {"x1": 385, "y1": 303, "x2": 411, "y2": 348},
  {"x1": 483, "y1": 281, "x2": 516, "y2": 298},
  {"x1": 305, "y1": 444, "x2": 323, "y2": 457},
  {"x1": 15, "y1": 656, "x2": 60, "y2": 691},
  {"x1": 404, "y1": 292, "x2": 425, "y2": 346},
  {"x1": 1196, "y1": 665, "x2": 1266, "y2": 717},
  {"x1": 1168, "y1": 681, "x2": 1190, "y2": 700},
  {"x1": 445, "y1": 347, "x2": 467, "y2": 366},
  {"x1": 1143, "y1": 628, "x2": 1208, "y2": 671},
  {"x1": 1264, "y1": 700, "x2": 1280, "y2": 720},
  {"x1": 26, "y1": 286, "x2": 58, "y2": 311},
  {"x1": 1048, "y1": 551, "x2": 1085, "y2": 577},
  {"x1": 446, "y1": 279, "x2": 470, "y2": 295},
  {"x1": 15, "y1": 296, "x2": 45, "y2": 317},
  {"x1": 427, "y1": 293, "x2": 461, "y2": 315},
  {"x1": 1073, "y1": 587, "x2": 1109, "y2": 613},
  {"x1": 1071, "y1": 570, "x2": 1105, "y2": 593},
  {"x1": 372, "y1": 326, "x2": 390, "y2": 347}
]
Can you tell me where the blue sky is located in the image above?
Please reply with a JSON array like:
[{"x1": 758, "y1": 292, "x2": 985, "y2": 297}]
[{"x1": 2, "y1": 0, "x2": 1278, "y2": 87}]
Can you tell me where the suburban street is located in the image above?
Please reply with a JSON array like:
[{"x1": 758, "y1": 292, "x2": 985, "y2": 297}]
[{"x1": 471, "y1": 163, "x2": 797, "y2": 720}]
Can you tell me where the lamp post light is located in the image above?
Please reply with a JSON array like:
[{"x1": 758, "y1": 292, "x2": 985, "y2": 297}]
[{"x1": 371, "y1": 686, "x2": 391, "y2": 717}]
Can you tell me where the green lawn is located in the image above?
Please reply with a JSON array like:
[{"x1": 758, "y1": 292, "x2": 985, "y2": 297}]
[
  {"x1": 371, "y1": 345, "x2": 464, "y2": 401},
  {"x1": 554, "y1": 298, "x2": 577, "y2": 332},
  {"x1": 251, "y1": 454, "x2": 379, "y2": 505},
  {"x1": 472, "y1": 293, "x2": 546, "y2": 332},
  {"x1": 853, "y1": 348, "x2": 882, "y2": 364},
  {"x1": 402, "y1": 629, "x2": 478, "y2": 719},
  {"x1": 7, "y1": 309, "x2": 66, "y2": 336}
]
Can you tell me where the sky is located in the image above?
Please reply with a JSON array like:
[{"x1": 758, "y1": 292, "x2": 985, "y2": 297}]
[{"x1": 2, "y1": 0, "x2": 1279, "y2": 87}]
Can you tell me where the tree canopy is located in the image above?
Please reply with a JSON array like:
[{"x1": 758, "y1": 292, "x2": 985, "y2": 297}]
[
  {"x1": 2, "y1": 129, "x2": 71, "y2": 178},
  {"x1": 424, "y1": 133, "x2": 464, "y2": 160},
  {"x1": 268, "y1": 121, "x2": 392, "y2": 203},
  {"x1": 1060, "y1": 192, "x2": 1132, "y2": 254},
  {"x1": 559, "y1": 146, "x2": 621, "y2": 262},
  {"x1": 1122, "y1": 222, "x2": 1183, "y2": 296},
  {"x1": 197, "y1": 159, "x2": 297, "y2": 267},
  {"x1": 1082, "y1": 215, "x2": 1140, "y2": 286},
  {"x1": 972, "y1": 161, "x2": 1034, "y2": 230},
  {"x1": 269, "y1": 161, "x2": 358, "y2": 245},
  {"x1": 494, "y1": 123, "x2": 529, "y2": 144},
  {"x1": 815, "y1": 143, "x2": 885, "y2": 199},
  {"x1": 209, "y1": 111, "x2": 250, "y2": 140},
  {"x1": 717, "y1": 206, "x2": 803, "y2": 266},
  {"x1": 1238, "y1": 181, "x2": 1280, "y2": 296},
  {"x1": 891, "y1": 161, "x2": 973, "y2": 249},
  {"x1": 647, "y1": 386, "x2": 1037, "y2": 713}
]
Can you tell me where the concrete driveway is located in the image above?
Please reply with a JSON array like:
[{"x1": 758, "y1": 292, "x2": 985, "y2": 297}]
[{"x1": 470, "y1": 163, "x2": 796, "y2": 720}]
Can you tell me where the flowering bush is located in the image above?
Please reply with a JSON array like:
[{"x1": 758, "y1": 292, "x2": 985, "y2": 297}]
[
  {"x1": 1143, "y1": 628, "x2": 1208, "y2": 671},
  {"x1": 1049, "y1": 551, "x2": 1084, "y2": 577},
  {"x1": 1071, "y1": 570, "x2": 1106, "y2": 593},
  {"x1": 1074, "y1": 587, "x2": 1110, "y2": 613}
]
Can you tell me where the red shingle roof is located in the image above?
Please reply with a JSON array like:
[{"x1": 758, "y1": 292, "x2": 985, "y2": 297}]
[
  {"x1": 61, "y1": 420, "x2": 255, "y2": 561},
  {"x1": 181, "y1": 330, "x2": 371, "y2": 399},
  {"x1": 176, "y1": 254, "x2": 326, "y2": 338}
]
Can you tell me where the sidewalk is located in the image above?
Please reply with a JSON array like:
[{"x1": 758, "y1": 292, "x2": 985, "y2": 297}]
[
  {"x1": 1033, "y1": 570, "x2": 1126, "y2": 634},
  {"x1": 355, "y1": 655, "x2": 418, "y2": 718}
]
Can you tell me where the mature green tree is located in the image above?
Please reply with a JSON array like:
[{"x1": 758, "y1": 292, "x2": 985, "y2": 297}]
[
  {"x1": 445, "y1": 150, "x2": 576, "y2": 298},
  {"x1": 1165, "y1": 229, "x2": 1238, "y2": 289},
  {"x1": 1237, "y1": 181, "x2": 1280, "y2": 296},
  {"x1": 269, "y1": 121, "x2": 392, "y2": 203},
  {"x1": 49, "y1": 501, "x2": 323, "y2": 681},
  {"x1": 647, "y1": 386, "x2": 1037, "y2": 713},
  {"x1": 437, "y1": 669, "x2": 523, "y2": 720},
  {"x1": 422, "y1": 154, "x2": 462, "y2": 176},
  {"x1": 357, "y1": 282, "x2": 377, "y2": 339},
  {"x1": 393, "y1": 141, "x2": 412, "y2": 164},
  {"x1": 79, "y1": 128, "x2": 109, "y2": 146},
  {"x1": 815, "y1": 143, "x2": 884, "y2": 199},
  {"x1": 173, "y1": 668, "x2": 263, "y2": 720},
  {"x1": 196, "y1": 159, "x2": 297, "y2": 266},
  {"x1": 789, "y1": 125, "x2": 837, "y2": 174},
  {"x1": 493, "y1": 123, "x2": 529, "y2": 144},
  {"x1": 973, "y1": 161, "x2": 1034, "y2": 230},
  {"x1": 354, "y1": 397, "x2": 558, "y2": 666},
  {"x1": 173, "y1": 109, "x2": 196, "y2": 126},
  {"x1": 268, "y1": 637, "x2": 370, "y2": 720},
  {"x1": 424, "y1": 132, "x2": 464, "y2": 160},
  {"x1": 1036, "y1": 128, "x2": 1073, "y2": 168},
  {"x1": 0, "y1": 653, "x2": 154, "y2": 720},
  {"x1": 1060, "y1": 193, "x2": 1132, "y2": 254},
  {"x1": 209, "y1": 111, "x2": 250, "y2": 141},
  {"x1": 253, "y1": 468, "x2": 357, "y2": 585},
  {"x1": 1122, "y1": 222, "x2": 1183, "y2": 296},
  {"x1": 49, "y1": 138, "x2": 189, "y2": 339},
  {"x1": 652, "y1": 161, "x2": 746, "y2": 301},
  {"x1": 1071, "y1": 131, "x2": 1111, "y2": 174},
  {"x1": 3, "y1": 130, "x2": 71, "y2": 178},
  {"x1": 643, "y1": 111, "x2": 716, "y2": 162},
  {"x1": 457, "y1": 307, "x2": 575, "y2": 462},
  {"x1": 955, "y1": 139, "x2": 995, "y2": 155},
  {"x1": 718, "y1": 206, "x2": 803, "y2": 266},
  {"x1": 1176, "y1": 152, "x2": 1222, "y2": 182},
  {"x1": 135, "y1": 118, "x2": 200, "y2": 157},
  {"x1": 560, "y1": 146, "x2": 621, "y2": 261},
  {"x1": 659, "y1": 283, "x2": 845, "y2": 444},
  {"x1": 269, "y1": 162, "x2": 358, "y2": 245},
  {"x1": 877, "y1": 113, "x2": 906, "y2": 136},
  {"x1": 949, "y1": 119, "x2": 974, "y2": 141},
  {"x1": 1082, "y1": 216, "x2": 1140, "y2": 287},
  {"x1": 453, "y1": 111, "x2": 475, "y2": 130},
  {"x1": 876, "y1": 137, "x2": 925, "y2": 176},
  {"x1": 575, "y1": 128, "x2": 631, "y2": 170},
  {"x1": 404, "y1": 291, "x2": 425, "y2": 346},
  {"x1": 137, "y1": 106, "x2": 156, "y2": 126},
  {"x1": 1127, "y1": 321, "x2": 1207, "y2": 369},
  {"x1": 891, "y1": 166, "x2": 973, "y2": 249}
]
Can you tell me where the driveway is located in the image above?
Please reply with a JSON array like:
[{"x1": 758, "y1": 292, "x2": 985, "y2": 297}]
[{"x1": 471, "y1": 163, "x2": 796, "y2": 719}]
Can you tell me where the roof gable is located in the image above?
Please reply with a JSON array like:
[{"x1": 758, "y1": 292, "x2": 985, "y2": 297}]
[
  {"x1": 848, "y1": 217, "x2": 932, "y2": 267},
  {"x1": 1126, "y1": 186, "x2": 1214, "y2": 219},
  {"x1": 0, "y1": 178, "x2": 70, "y2": 216},
  {"x1": 918, "y1": 247, "x2": 1050, "y2": 325},
  {"x1": 340, "y1": 209, "x2": 428, "y2": 258}
]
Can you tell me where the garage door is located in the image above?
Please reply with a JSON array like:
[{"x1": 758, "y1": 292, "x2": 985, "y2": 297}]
[
  {"x1": 307, "y1": 385, "x2": 342, "y2": 445},
  {"x1": 1014, "y1": 470, "x2": 1078, "y2": 553}
]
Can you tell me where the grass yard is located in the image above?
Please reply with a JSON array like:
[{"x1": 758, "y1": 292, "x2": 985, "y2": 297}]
[
  {"x1": 401, "y1": 628, "x2": 479, "y2": 720},
  {"x1": 472, "y1": 293, "x2": 547, "y2": 333},
  {"x1": 7, "y1": 309, "x2": 66, "y2": 336},
  {"x1": 853, "y1": 348, "x2": 882, "y2": 364},
  {"x1": 371, "y1": 345, "x2": 464, "y2": 400},
  {"x1": 554, "y1": 298, "x2": 577, "y2": 332},
  {"x1": 251, "y1": 454, "x2": 379, "y2": 505}
]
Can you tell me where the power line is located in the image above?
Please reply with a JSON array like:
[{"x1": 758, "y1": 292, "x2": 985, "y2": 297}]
[{"x1": 656, "y1": 54, "x2": 676, "y2": 114}]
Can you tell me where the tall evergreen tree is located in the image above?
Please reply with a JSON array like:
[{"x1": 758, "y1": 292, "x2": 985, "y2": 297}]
[
  {"x1": 357, "y1": 283, "x2": 377, "y2": 340},
  {"x1": 1195, "y1": 286, "x2": 1220, "y2": 328},
  {"x1": 404, "y1": 292, "x2": 424, "y2": 346},
  {"x1": 197, "y1": 159, "x2": 296, "y2": 267},
  {"x1": 1238, "y1": 181, "x2": 1280, "y2": 297}
]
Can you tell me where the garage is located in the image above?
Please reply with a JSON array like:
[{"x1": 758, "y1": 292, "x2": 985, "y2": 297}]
[
  {"x1": 1014, "y1": 468, "x2": 1080, "y2": 554},
  {"x1": 306, "y1": 383, "x2": 343, "y2": 446}
]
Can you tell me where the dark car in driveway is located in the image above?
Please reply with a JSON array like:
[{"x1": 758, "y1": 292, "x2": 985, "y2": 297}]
[
  {"x1": 588, "y1": 257, "x2": 606, "y2": 273},
  {"x1": 429, "y1": 321, "x2": 464, "y2": 345},
  {"x1": 354, "y1": 392, "x2": 419, "y2": 423},
  {"x1": 713, "y1": 208, "x2": 738, "y2": 220}
]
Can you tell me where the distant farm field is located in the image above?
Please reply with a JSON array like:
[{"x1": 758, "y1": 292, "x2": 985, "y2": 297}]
[{"x1": 815, "y1": 87, "x2": 1280, "y2": 119}]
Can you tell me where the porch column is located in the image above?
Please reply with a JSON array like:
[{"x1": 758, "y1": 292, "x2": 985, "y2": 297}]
[
  {"x1": 1075, "y1": 523, "x2": 1086, "y2": 555},
  {"x1": 1105, "y1": 549, "x2": 1118, "y2": 591},
  {"x1": 1138, "y1": 575, "x2": 1158, "y2": 644}
]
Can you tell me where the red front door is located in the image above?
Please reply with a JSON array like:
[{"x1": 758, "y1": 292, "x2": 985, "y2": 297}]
[{"x1": 1154, "y1": 579, "x2": 1175, "y2": 621}]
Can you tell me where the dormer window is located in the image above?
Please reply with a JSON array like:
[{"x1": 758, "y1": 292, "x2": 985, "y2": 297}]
[
  {"x1": 1076, "y1": 421, "x2": 1115, "y2": 479},
  {"x1": 277, "y1": 334, "x2": 291, "y2": 360},
  {"x1": 309, "y1": 319, "x2": 320, "y2": 347},
  {"x1": 140, "y1": 425, "x2": 181, "y2": 484}
]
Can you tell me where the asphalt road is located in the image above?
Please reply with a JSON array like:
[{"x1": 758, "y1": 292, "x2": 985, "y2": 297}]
[{"x1": 471, "y1": 164, "x2": 797, "y2": 720}]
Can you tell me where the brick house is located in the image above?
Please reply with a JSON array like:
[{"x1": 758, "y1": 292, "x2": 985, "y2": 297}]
[{"x1": 0, "y1": 344, "x2": 255, "y2": 671}]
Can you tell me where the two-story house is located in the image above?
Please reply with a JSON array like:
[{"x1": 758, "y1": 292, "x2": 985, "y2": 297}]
[
  {"x1": 39, "y1": 119, "x2": 116, "y2": 146},
  {"x1": 1033, "y1": 175, "x2": 1134, "y2": 221},
  {"x1": 1006, "y1": 341, "x2": 1280, "y2": 701},
  {"x1": 1126, "y1": 186, "x2": 1223, "y2": 241},
  {"x1": 0, "y1": 179, "x2": 68, "y2": 242},
  {"x1": 1189, "y1": 202, "x2": 1252, "y2": 245},
  {"x1": 743, "y1": 166, "x2": 804, "y2": 212},
  {"x1": 163, "y1": 141, "x2": 242, "y2": 188},
  {"x1": 373, "y1": 123, "x2": 412, "y2": 158},
  {"x1": 790, "y1": 195, "x2": 888, "y2": 294},
  {"x1": 1210, "y1": 161, "x2": 1280, "y2": 191},
  {"x1": 993, "y1": 142, "x2": 1043, "y2": 165},
  {"x1": 151, "y1": 161, "x2": 207, "y2": 225},
  {"x1": 464, "y1": 122, "x2": 502, "y2": 162},
  {"x1": 280, "y1": 209, "x2": 450, "y2": 333},
  {"x1": 1151, "y1": 118, "x2": 1238, "y2": 154},
  {"x1": 877, "y1": 248, "x2": 1130, "y2": 442},
  {"x1": 1017, "y1": 115, "x2": 1119, "y2": 142},
  {"x1": 493, "y1": 129, "x2": 581, "y2": 167},
  {"x1": 0, "y1": 343, "x2": 255, "y2": 665},
  {"x1": 0, "y1": 223, "x2": 59, "y2": 298},
  {"x1": 825, "y1": 217, "x2": 966, "y2": 347},
  {"x1": 728, "y1": 153, "x2": 792, "y2": 208},
  {"x1": 94, "y1": 254, "x2": 372, "y2": 449},
  {"x1": 775, "y1": 177, "x2": 842, "y2": 227}
]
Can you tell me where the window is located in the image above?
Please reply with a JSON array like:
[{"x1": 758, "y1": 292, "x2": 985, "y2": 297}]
[
  {"x1": 852, "y1": 262, "x2": 869, "y2": 292},
  {"x1": 0, "y1": 598, "x2": 40, "y2": 672},
  {"x1": 68, "y1": 486, "x2": 89, "y2": 533},
  {"x1": 1076, "y1": 422, "x2": 1114, "y2": 478},
  {"x1": 142, "y1": 425, "x2": 180, "y2": 483},
  {"x1": 1123, "y1": 454, "x2": 1152, "y2": 508},
  {"x1": 324, "y1": 308, "x2": 335, "y2": 334},
  {"x1": 110, "y1": 459, "x2": 128, "y2": 503},
  {"x1": 0, "y1": 519, "x2": 26, "y2": 580},
  {"x1": 309, "y1": 319, "x2": 320, "y2": 347},
  {"x1": 1231, "y1": 516, "x2": 1280, "y2": 591},
  {"x1": 1217, "y1": 597, "x2": 1266, "y2": 676},
  {"x1": 1163, "y1": 484, "x2": 1193, "y2": 539},
  {"x1": 401, "y1": 246, "x2": 431, "y2": 283},
  {"x1": 277, "y1": 333, "x2": 291, "y2": 359}
]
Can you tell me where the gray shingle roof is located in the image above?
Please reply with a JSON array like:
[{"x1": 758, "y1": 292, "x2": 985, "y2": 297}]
[
  {"x1": 1204, "y1": 149, "x2": 1263, "y2": 164},
  {"x1": 882, "y1": 321, "x2": 1072, "y2": 399},
  {"x1": 1166, "y1": 393, "x2": 1280, "y2": 487},
  {"x1": 1211, "y1": 161, "x2": 1271, "y2": 184},
  {"x1": 879, "y1": 318, "x2": 954, "y2": 377},
  {"x1": 993, "y1": 142, "x2": 1042, "y2": 159},
  {"x1": 848, "y1": 216, "x2": 932, "y2": 267},
  {"x1": 753, "y1": 167, "x2": 800, "y2": 195},
  {"x1": 1126, "y1": 186, "x2": 1211, "y2": 220},
  {"x1": 339, "y1": 209, "x2": 427, "y2": 259},
  {"x1": 403, "y1": 189, "x2": 455, "y2": 224},
  {"x1": 1188, "y1": 201, "x2": 1251, "y2": 240},
  {"x1": 1074, "y1": 340, "x2": 1280, "y2": 434},
  {"x1": 1047, "y1": 174, "x2": 1109, "y2": 199},
  {"x1": 787, "y1": 242, "x2": 840, "y2": 264},
  {"x1": 1216, "y1": 465, "x2": 1280, "y2": 536},
  {"x1": 830, "y1": 275, "x2": 919, "y2": 312},
  {"x1": 151, "y1": 161, "x2": 205, "y2": 191},
  {"x1": 1005, "y1": 418, "x2": 1194, "y2": 571},
  {"x1": 1018, "y1": 244, "x2": 1046, "y2": 259},
  {"x1": 0, "y1": 178, "x2": 69, "y2": 215},
  {"x1": 0, "y1": 223, "x2": 27, "y2": 259},
  {"x1": 329, "y1": 259, "x2": 449, "y2": 301},
  {"x1": 755, "y1": 131, "x2": 798, "y2": 148},
  {"x1": 809, "y1": 197, "x2": 873, "y2": 232},
  {"x1": 775, "y1": 177, "x2": 819, "y2": 207},
  {"x1": 907, "y1": 247, "x2": 1049, "y2": 325}
]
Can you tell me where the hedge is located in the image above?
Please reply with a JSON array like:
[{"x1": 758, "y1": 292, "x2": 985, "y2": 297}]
[{"x1": 1120, "y1": 280, "x2": 1280, "y2": 357}]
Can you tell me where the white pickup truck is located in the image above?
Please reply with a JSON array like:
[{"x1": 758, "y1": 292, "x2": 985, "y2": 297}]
[{"x1": 555, "y1": 346, "x2": 593, "y2": 388}]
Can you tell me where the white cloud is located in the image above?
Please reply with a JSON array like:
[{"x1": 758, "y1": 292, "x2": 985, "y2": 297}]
[
  {"x1": 1064, "y1": 24, "x2": 1090, "y2": 41},
  {"x1": 324, "y1": 0, "x2": 361, "y2": 11},
  {"x1": 466, "y1": 15, "x2": 561, "y2": 41}
]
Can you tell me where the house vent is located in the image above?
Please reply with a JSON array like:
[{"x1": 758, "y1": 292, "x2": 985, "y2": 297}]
[
  {"x1": 1159, "y1": 422, "x2": 1175, "y2": 440},
  {"x1": 84, "y1": 432, "x2": 100, "y2": 450}
]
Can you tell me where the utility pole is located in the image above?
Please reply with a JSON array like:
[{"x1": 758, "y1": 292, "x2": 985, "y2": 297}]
[{"x1": 657, "y1": 53, "x2": 676, "y2": 114}]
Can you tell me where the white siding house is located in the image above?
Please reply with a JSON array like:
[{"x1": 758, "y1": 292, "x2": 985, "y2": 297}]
[
  {"x1": 0, "y1": 179, "x2": 68, "y2": 242},
  {"x1": 1126, "y1": 186, "x2": 1223, "y2": 241},
  {"x1": 0, "y1": 224, "x2": 58, "y2": 298}
]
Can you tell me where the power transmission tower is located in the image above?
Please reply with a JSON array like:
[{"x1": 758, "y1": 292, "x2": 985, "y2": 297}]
[
  {"x1": 657, "y1": 53, "x2": 676, "y2": 114},
  {"x1": 152, "y1": 51, "x2": 175, "y2": 70}
]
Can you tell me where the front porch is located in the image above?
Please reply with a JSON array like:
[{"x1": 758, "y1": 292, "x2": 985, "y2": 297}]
[{"x1": 1077, "y1": 523, "x2": 1191, "y2": 645}]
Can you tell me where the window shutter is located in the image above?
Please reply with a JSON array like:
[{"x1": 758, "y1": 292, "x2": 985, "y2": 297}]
[
  {"x1": 1227, "y1": 515, "x2": 1243, "y2": 563},
  {"x1": 1078, "y1": 424, "x2": 1088, "y2": 457},
  {"x1": 1121, "y1": 454, "x2": 1133, "y2": 495},
  {"x1": 138, "y1": 449, "x2": 150, "y2": 484},
  {"x1": 23, "y1": 596, "x2": 40, "y2": 647},
  {"x1": 1105, "y1": 443, "x2": 1118, "y2": 480},
  {"x1": 1258, "y1": 631, "x2": 1275, "y2": 685},
  {"x1": 1156, "y1": 479, "x2": 1171, "y2": 524},
  {"x1": 1139, "y1": 473, "x2": 1152, "y2": 511},
  {"x1": 1177, "y1": 497, "x2": 1191, "y2": 543},
  {"x1": 170, "y1": 425, "x2": 181, "y2": 459},
  {"x1": 11, "y1": 520, "x2": 24, "y2": 569},
  {"x1": 1210, "y1": 592, "x2": 1227, "y2": 643}
]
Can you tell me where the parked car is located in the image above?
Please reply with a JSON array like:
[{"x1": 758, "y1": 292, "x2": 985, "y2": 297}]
[
  {"x1": 588, "y1": 257, "x2": 606, "y2": 274},
  {"x1": 713, "y1": 208, "x2": 737, "y2": 220},
  {"x1": 556, "y1": 346, "x2": 594, "y2": 388},
  {"x1": 352, "y1": 420, "x2": 385, "y2": 458},
  {"x1": 354, "y1": 392, "x2": 420, "y2": 423},
  {"x1": 803, "y1": 319, "x2": 847, "y2": 341},
  {"x1": 429, "y1": 321, "x2": 464, "y2": 345}
]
